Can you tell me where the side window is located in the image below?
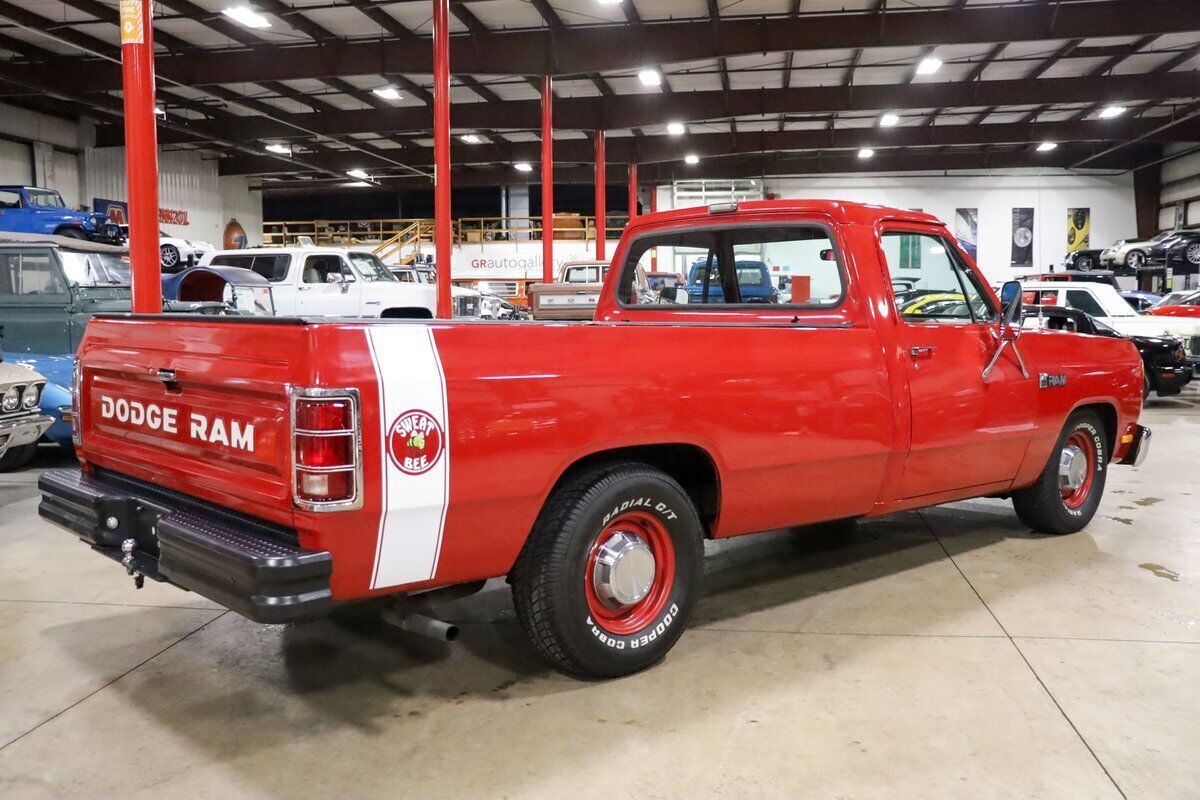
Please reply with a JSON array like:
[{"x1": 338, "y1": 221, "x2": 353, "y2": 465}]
[
  {"x1": 397, "y1": 271, "x2": 415, "y2": 283},
  {"x1": 1065, "y1": 289, "x2": 1106, "y2": 317},
  {"x1": 0, "y1": 250, "x2": 65, "y2": 296},
  {"x1": 253, "y1": 255, "x2": 291, "y2": 282},
  {"x1": 881, "y1": 232, "x2": 995, "y2": 323},
  {"x1": 302, "y1": 255, "x2": 343, "y2": 284},
  {"x1": 0, "y1": 190, "x2": 21, "y2": 209},
  {"x1": 618, "y1": 224, "x2": 844, "y2": 308}
]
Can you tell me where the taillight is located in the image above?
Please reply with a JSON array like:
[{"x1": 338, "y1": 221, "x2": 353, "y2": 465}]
[{"x1": 292, "y1": 388, "x2": 361, "y2": 511}]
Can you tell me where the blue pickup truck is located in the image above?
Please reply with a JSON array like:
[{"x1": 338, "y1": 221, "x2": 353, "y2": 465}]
[
  {"x1": 0, "y1": 186, "x2": 124, "y2": 244},
  {"x1": 684, "y1": 258, "x2": 778, "y2": 303}
]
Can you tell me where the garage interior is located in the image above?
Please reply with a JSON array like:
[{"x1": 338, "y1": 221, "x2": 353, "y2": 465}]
[{"x1": 2, "y1": 0, "x2": 1200, "y2": 797}]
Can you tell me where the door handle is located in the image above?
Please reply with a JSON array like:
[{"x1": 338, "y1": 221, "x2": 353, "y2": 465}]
[{"x1": 908, "y1": 345, "x2": 936, "y2": 359}]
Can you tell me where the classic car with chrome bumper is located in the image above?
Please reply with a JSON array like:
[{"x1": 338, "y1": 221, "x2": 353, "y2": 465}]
[{"x1": 0, "y1": 413, "x2": 52, "y2": 460}]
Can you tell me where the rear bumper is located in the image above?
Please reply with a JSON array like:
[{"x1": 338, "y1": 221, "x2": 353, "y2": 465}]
[
  {"x1": 39, "y1": 468, "x2": 332, "y2": 623},
  {"x1": 1153, "y1": 366, "x2": 1192, "y2": 395},
  {"x1": 1118, "y1": 425, "x2": 1151, "y2": 467}
]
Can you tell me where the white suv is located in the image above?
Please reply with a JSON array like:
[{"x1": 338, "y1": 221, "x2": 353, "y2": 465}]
[{"x1": 201, "y1": 247, "x2": 480, "y2": 318}]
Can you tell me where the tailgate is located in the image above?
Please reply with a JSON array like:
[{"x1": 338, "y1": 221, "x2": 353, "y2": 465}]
[{"x1": 78, "y1": 315, "x2": 311, "y2": 526}]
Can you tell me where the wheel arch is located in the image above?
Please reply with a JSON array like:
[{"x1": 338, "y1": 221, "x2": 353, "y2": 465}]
[
  {"x1": 1070, "y1": 400, "x2": 1118, "y2": 460},
  {"x1": 545, "y1": 443, "x2": 721, "y2": 537}
]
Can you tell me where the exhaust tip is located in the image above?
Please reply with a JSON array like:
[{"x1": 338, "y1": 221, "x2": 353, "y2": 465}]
[{"x1": 444, "y1": 624, "x2": 460, "y2": 642}]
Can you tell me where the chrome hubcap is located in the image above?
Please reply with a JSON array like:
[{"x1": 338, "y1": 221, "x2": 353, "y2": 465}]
[
  {"x1": 592, "y1": 531, "x2": 656, "y2": 609},
  {"x1": 1058, "y1": 444, "x2": 1088, "y2": 493}
]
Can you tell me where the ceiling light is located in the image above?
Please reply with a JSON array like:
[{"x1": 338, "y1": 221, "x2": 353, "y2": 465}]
[
  {"x1": 666, "y1": 122, "x2": 686, "y2": 136},
  {"x1": 684, "y1": 153, "x2": 700, "y2": 165},
  {"x1": 1099, "y1": 104, "x2": 1127, "y2": 119},
  {"x1": 221, "y1": 5, "x2": 271, "y2": 29},
  {"x1": 460, "y1": 134, "x2": 482, "y2": 144},
  {"x1": 638, "y1": 69, "x2": 663, "y2": 87},
  {"x1": 342, "y1": 181, "x2": 370, "y2": 187},
  {"x1": 915, "y1": 56, "x2": 942, "y2": 75},
  {"x1": 879, "y1": 113, "x2": 900, "y2": 127},
  {"x1": 372, "y1": 86, "x2": 402, "y2": 101},
  {"x1": 514, "y1": 162, "x2": 533, "y2": 172},
  {"x1": 598, "y1": 0, "x2": 623, "y2": 4},
  {"x1": 265, "y1": 144, "x2": 291, "y2": 154},
  {"x1": 858, "y1": 148, "x2": 875, "y2": 159},
  {"x1": 346, "y1": 169, "x2": 369, "y2": 179},
  {"x1": 1037, "y1": 141, "x2": 1058, "y2": 152}
]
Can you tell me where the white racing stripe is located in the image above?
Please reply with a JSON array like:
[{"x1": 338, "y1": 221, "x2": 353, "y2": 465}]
[{"x1": 365, "y1": 325, "x2": 450, "y2": 589}]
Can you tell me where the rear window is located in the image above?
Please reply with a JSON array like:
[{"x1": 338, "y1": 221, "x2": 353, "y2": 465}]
[
  {"x1": 618, "y1": 224, "x2": 844, "y2": 308},
  {"x1": 211, "y1": 254, "x2": 291, "y2": 282}
]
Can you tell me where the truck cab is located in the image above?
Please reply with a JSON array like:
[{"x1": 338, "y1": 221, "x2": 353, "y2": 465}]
[{"x1": 0, "y1": 187, "x2": 124, "y2": 244}]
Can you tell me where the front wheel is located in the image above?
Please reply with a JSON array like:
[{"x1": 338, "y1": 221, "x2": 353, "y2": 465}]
[
  {"x1": 0, "y1": 443, "x2": 38, "y2": 472},
  {"x1": 1012, "y1": 410, "x2": 1108, "y2": 535},
  {"x1": 510, "y1": 463, "x2": 704, "y2": 679},
  {"x1": 1076, "y1": 255, "x2": 1094, "y2": 271},
  {"x1": 160, "y1": 244, "x2": 180, "y2": 269},
  {"x1": 1126, "y1": 250, "x2": 1146, "y2": 270}
]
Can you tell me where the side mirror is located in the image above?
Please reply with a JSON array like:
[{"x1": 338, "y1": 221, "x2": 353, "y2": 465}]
[
  {"x1": 325, "y1": 273, "x2": 343, "y2": 284},
  {"x1": 999, "y1": 280, "x2": 1022, "y2": 332},
  {"x1": 820, "y1": 249, "x2": 836, "y2": 262},
  {"x1": 673, "y1": 287, "x2": 690, "y2": 305}
]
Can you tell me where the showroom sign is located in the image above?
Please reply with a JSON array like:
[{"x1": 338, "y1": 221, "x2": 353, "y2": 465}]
[
  {"x1": 94, "y1": 198, "x2": 189, "y2": 227},
  {"x1": 450, "y1": 240, "x2": 621, "y2": 280}
]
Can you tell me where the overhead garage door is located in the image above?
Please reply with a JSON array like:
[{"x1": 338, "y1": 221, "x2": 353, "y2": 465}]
[{"x1": 0, "y1": 139, "x2": 32, "y2": 186}]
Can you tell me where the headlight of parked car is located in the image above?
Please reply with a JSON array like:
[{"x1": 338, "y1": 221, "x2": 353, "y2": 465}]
[
  {"x1": 2, "y1": 386, "x2": 20, "y2": 412},
  {"x1": 22, "y1": 383, "x2": 41, "y2": 410}
]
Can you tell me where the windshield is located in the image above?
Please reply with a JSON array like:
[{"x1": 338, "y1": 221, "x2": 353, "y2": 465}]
[
  {"x1": 27, "y1": 190, "x2": 66, "y2": 209},
  {"x1": 58, "y1": 250, "x2": 130, "y2": 286},
  {"x1": 347, "y1": 252, "x2": 397, "y2": 282},
  {"x1": 416, "y1": 269, "x2": 435, "y2": 284},
  {"x1": 1149, "y1": 232, "x2": 1172, "y2": 243}
]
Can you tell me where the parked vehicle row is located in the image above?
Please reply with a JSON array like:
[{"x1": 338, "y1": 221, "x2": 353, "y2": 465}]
[
  {"x1": 1074, "y1": 229, "x2": 1200, "y2": 273},
  {"x1": 0, "y1": 187, "x2": 124, "y2": 245}
]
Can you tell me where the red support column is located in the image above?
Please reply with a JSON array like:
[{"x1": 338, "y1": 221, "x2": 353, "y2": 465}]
[
  {"x1": 541, "y1": 76, "x2": 554, "y2": 283},
  {"x1": 119, "y1": 0, "x2": 161, "y2": 313},
  {"x1": 594, "y1": 130, "x2": 606, "y2": 261},
  {"x1": 628, "y1": 163, "x2": 638, "y2": 222},
  {"x1": 433, "y1": 0, "x2": 453, "y2": 319}
]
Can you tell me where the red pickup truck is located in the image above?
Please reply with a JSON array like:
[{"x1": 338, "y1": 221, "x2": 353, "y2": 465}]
[{"x1": 40, "y1": 200, "x2": 1149, "y2": 679}]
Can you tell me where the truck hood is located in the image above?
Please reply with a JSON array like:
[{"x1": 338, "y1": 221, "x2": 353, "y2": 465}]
[{"x1": 362, "y1": 281, "x2": 437, "y2": 305}]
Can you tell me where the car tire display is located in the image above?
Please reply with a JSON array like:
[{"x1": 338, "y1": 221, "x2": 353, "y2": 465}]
[
  {"x1": 1012, "y1": 410, "x2": 1109, "y2": 535},
  {"x1": 510, "y1": 462, "x2": 704, "y2": 679}
]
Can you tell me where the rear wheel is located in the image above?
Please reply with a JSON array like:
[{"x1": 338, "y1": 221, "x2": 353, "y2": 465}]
[
  {"x1": 1126, "y1": 250, "x2": 1146, "y2": 270},
  {"x1": 1012, "y1": 410, "x2": 1108, "y2": 535},
  {"x1": 1076, "y1": 254, "x2": 1094, "y2": 271},
  {"x1": 0, "y1": 443, "x2": 38, "y2": 472},
  {"x1": 510, "y1": 463, "x2": 704, "y2": 679},
  {"x1": 1187, "y1": 243, "x2": 1200, "y2": 266}
]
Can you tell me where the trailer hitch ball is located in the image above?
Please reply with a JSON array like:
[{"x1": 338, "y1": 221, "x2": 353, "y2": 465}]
[{"x1": 120, "y1": 538, "x2": 145, "y2": 589}]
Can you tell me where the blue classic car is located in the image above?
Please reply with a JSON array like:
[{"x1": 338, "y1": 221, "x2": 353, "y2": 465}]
[
  {"x1": 684, "y1": 259, "x2": 777, "y2": 303},
  {"x1": 0, "y1": 186, "x2": 125, "y2": 244}
]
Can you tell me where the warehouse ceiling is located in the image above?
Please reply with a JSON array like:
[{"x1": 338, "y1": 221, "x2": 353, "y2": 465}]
[{"x1": 1, "y1": 0, "x2": 1199, "y2": 185}]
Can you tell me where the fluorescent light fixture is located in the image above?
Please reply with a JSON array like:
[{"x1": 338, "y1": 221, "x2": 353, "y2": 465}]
[
  {"x1": 265, "y1": 144, "x2": 291, "y2": 155},
  {"x1": 684, "y1": 153, "x2": 700, "y2": 165},
  {"x1": 372, "y1": 86, "x2": 402, "y2": 101},
  {"x1": 858, "y1": 148, "x2": 875, "y2": 159},
  {"x1": 1037, "y1": 141, "x2": 1058, "y2": 152},
  {"x1": 666, "y1": 121, "x2": 686, "y2": 136},
  {"x1": 638, "y1": 69, "x2": 663, "y2": 87},
  {"x1": 1099, "y1": 104, "x2": 1127, "y2": 119},
  {"x1": 460, "y1": 134, "x2": 482, "y2": 144},
  {"x1": 346, "y1": 169, "x2": 369, "y2": 179},
  {"x1": 915, "y1": 56, "x2": 942, "y2": 75},
  {"x1": 514, "y1": 162, "x2": 533, "y2": 172},
  {"x1": 342, "y1": 181, "x2": 370, "y2": 187},
  {"x1": 879, "y1": 112, "x2": 900, "y2": 127},
  {"x1": 221, "y1": 5, "x2": 271, "y2": 29},
  {"x1": 598, "y1": 0, "x2": 623, "y2": 4}
]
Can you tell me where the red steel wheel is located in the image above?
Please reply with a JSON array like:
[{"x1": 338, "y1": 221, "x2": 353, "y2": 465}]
[
  {"x1": 1059, "y1": 431, "x2": 1096, "y2": 510},
  {"x1": 584, "y1": 510, "x2": 677, "y2": 636}
]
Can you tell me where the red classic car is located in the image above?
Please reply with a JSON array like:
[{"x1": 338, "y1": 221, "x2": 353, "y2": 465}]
[{"x1": 40, "y1": 200, "x2": 1148, "y2": 679}]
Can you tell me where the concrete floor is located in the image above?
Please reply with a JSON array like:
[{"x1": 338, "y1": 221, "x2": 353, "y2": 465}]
[{"x1": 2, "y1": 395, "x2": 1199, "y2": 800}]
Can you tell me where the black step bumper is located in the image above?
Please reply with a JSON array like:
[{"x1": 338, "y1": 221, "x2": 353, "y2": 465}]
[{"x1": 39, "y1": 468, "x2": 333, "y2": 623}]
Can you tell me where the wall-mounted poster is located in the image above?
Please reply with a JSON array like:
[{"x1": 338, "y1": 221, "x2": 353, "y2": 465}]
[
  {"x1": 955, "y1": 208, "x2": 978, "y2": 261},
  {"x1": 1011, "y1": 207, "x2": 1034, "y2": 267},
  {"x1": 1067, "y1": 208, "x2": 1090, "y2": 252}
]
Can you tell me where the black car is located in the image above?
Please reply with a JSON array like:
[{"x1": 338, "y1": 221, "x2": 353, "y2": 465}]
[
  {"x1": 1062, "y1": 249, "x2": 1107, "y2": 272},
  {"x1": 1022, "y1": 305, "x2": 1192, "y2": 399},
  {"x1": 1165, "y1": 230, "x2": 1200, "y2": 274}
]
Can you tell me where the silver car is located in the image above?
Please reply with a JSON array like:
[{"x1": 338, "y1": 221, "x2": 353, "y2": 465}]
[{"x1": 0, "y1": 357, "x2": 52, "y2": 470}]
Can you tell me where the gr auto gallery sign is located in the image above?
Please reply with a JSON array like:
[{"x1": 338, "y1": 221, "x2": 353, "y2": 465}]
[{"x1": 450, "y1": 239, "x2": 621, "y2": 280}]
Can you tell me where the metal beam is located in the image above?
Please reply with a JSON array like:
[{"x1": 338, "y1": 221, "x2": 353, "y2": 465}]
[
  {"x1": 94, "y1": 71, "x2": 1200, "y2": 145},
  {"x1": 25, "y1": 1, "x2": 1200, "y2": 88}
]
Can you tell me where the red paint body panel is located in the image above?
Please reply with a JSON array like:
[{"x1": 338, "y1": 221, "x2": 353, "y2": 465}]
[
  {"x1": 1147, "y1": 305, "x2": 1200, "y2": 317},
  {"x1": 72, "y1": 201, "x2": 1144, "y2": 604}
]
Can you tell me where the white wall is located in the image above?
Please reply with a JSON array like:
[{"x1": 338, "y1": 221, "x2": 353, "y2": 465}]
[
  {"x1": 655, "y1": 171, "x2": 1138, "y2": 285},
  {"x1": 86, "y1": 147, "x2": 262, "y2": 247}
]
